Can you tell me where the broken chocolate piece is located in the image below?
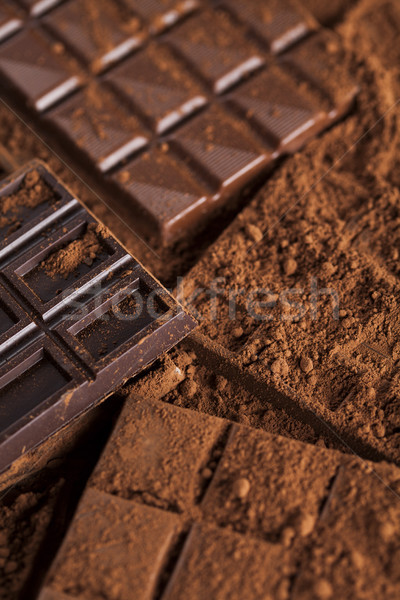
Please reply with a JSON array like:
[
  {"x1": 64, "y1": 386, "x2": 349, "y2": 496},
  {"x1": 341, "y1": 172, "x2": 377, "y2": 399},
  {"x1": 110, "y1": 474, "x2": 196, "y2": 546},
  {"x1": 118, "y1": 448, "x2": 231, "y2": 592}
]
[{"x1": 0, "y1": 161, "x2": 196, "y2": 474}]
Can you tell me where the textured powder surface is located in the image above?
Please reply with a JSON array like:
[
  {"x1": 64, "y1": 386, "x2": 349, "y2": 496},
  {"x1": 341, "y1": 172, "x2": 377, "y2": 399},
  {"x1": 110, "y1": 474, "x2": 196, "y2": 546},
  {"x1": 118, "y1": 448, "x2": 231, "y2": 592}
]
[
  {"x1": 183, "y1": 0, "x2": 400, "y2": 464},
  {"x1": 163, "y1": 345, "x2": 341, "y2": 449},
  {"x1": 0, "y1": 478, "x2": 64, "y2": 600},
  {"x1": 42, "y1": 223, "x2": 105, "y2": 279}
]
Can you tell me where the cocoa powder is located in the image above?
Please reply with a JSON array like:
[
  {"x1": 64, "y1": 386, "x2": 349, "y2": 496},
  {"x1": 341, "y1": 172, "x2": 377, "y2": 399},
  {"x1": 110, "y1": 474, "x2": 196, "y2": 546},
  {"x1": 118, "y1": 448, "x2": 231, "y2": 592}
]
[
  {"x1": 42, "y1": 223, "x2": 105, "y2": 279},
  {"x1": 183, "y1": 0, "x2": 400, "y2": 464}
]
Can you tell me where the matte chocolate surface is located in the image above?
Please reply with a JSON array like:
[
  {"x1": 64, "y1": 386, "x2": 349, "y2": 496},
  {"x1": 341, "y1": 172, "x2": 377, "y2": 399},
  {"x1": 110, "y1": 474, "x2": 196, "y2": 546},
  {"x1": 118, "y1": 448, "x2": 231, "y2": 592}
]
[
  {"x1": 0, "y1": 161, "x2": 196, "y2": 474},
  {"x1": 40, "y1": 395, "x2": 400, "y2": 600},
  {"x1": 0, "y1": 0, "x2": 358, "y2": 245}
]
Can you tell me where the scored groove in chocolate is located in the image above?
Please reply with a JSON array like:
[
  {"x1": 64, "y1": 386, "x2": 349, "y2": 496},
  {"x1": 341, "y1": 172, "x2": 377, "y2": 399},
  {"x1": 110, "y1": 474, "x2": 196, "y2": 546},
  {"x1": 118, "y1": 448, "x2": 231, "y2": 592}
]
[
  {"x1": 105, "y1": 43, "x2": 207, "y2": 135},
  {"x1": 127, "y1": 0, "x2": 201, "y2": 34},
  {"x1": 0, "y1": 0, "x2": 358, "y2": 245},
  {"x1": 0, "y1": 27, "x2": 82, "y2": 112},
  {"x1": 46, "y1": 85, "x2": 150, "y2": 172},
  {"x1": 164, "y1": 9, "x2": 265, "y2": 94},
  {"x1": 0, "y1": 161, "x2": 196, "y2": 474},
  {"x1": 217, "y1": 0, "x2": 318, "y2": 54}
]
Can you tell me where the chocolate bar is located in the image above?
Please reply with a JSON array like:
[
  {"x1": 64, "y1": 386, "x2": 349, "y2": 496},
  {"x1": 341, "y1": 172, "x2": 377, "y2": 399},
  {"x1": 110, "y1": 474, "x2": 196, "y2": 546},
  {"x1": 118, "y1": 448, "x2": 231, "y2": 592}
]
[
  {"x1": 0, "y1": 161, "x2": 196, "y2": 474},
  {"x1": 39, "y1": 395, "x2": 400, "y2": 600},
  {"x1": 0, "y1": 0, "x2": 358, "y2": 245}
]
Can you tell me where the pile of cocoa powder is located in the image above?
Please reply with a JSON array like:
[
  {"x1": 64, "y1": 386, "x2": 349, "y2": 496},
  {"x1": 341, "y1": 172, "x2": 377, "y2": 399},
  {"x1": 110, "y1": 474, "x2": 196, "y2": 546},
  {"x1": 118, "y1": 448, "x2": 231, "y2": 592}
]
[{"x1": 42, "y1": 223, "x2": 105, "y2": 279}]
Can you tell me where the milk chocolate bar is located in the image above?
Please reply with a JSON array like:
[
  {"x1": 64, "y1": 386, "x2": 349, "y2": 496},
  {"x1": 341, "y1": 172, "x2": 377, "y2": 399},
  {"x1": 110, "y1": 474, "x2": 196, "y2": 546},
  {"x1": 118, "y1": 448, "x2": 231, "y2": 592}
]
[
  {"x1": 0, "y1": 0, "x2": 358, "y2": 245},
  {"x1": 0, "y1": 161, "x2": 196, "y2": 474}
]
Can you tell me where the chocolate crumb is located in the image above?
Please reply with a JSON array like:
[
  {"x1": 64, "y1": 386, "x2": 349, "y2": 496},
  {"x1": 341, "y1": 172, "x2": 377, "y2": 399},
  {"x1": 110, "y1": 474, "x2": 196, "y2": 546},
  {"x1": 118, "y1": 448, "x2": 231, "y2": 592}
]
[
  {"x1": 232, "y1": 477, "x2": 251, "y2": 499},
  {"x1": 300, "y1": 357, "x2": 314, "y2": 373},
  {"x1": 270, "y1": 358, "x2": 289, "y2": 377}
]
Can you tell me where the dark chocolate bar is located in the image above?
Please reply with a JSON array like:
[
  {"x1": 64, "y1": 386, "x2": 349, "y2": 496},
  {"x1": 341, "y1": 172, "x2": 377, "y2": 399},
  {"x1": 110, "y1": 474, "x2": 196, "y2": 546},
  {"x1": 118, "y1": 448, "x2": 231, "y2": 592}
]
[
  {"x1": 0, "y1": 160, "x2": 196, "y2": 474},
  {"x1": 0, "y1": 0, "x2": 358, "y2": 245}
]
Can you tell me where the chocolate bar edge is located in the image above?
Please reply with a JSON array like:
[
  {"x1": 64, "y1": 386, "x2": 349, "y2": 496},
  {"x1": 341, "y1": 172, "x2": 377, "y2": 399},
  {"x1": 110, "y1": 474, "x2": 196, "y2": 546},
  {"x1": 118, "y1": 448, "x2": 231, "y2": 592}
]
[{"x1": 0, "y1": 308, "x2": 195, "y2": 476}]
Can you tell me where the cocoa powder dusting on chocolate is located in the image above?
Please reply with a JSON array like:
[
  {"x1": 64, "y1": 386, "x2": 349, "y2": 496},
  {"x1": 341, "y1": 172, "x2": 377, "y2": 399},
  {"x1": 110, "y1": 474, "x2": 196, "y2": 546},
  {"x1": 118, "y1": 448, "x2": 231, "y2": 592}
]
[
  {"x1": 73, "y1": 0, "x2": 142, "y2": 66},
  {"x1": 43, "y1": 223, "x2": 105, "y2": 279},
  {"x1": 183, "y1": 0, "x2": 400, "y2": 464},
  {"x1": 0, "y1": 170, "x2": 53, "y2": 232},
  {"x1": 163, "y1": 346, "x2": 329, "y2": 448}
]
